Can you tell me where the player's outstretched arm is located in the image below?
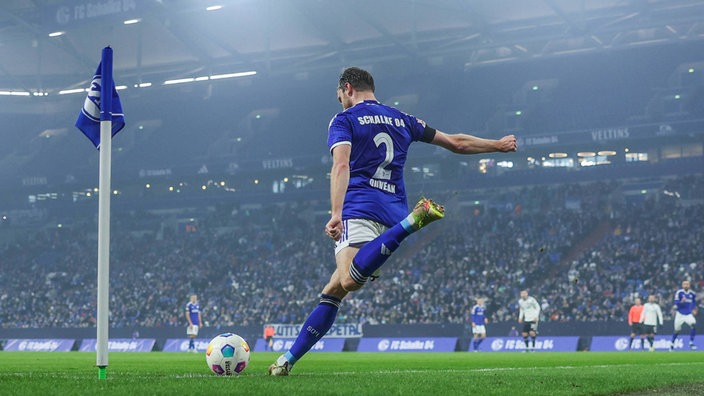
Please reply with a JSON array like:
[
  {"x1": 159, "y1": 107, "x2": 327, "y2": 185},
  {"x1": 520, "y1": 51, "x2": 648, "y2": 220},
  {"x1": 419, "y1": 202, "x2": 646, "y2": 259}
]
[{"x1": 430, "y1": 130, "x2": 517, "y2": 154}]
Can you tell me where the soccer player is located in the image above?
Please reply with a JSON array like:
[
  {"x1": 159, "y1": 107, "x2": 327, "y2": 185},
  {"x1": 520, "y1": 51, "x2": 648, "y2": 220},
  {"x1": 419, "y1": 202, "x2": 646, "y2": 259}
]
[
  {"x1": 670, "y1": 280, "x2": 698, "y2": 351},
  {"x1": 471, "y1": 298, "x2": 489, "y2": 352},
  {"x1": 518, "y1": 290, "x2": 540, "y2": 352},
  {"x1": 627, "y1": 297, "x2": 645, "y2": 350},
  {"x1": 268, "y1": 67, "x2": 517, "y2": 375},
  {"x1": 639, "y1": 295, "x2": 663, "y2": 352},
  {"x1": 186, "y1": 294, "x2": 202, "y2": 353},
  {"x1": 263, "y1": 324, "x2": 275, "y2": 352}
]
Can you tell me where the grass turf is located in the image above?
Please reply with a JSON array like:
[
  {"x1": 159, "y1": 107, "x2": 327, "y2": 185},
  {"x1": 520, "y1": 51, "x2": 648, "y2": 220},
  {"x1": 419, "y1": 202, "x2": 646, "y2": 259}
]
[{"x1": 0, "y1": 351, "x2": 703, "y2": 395}]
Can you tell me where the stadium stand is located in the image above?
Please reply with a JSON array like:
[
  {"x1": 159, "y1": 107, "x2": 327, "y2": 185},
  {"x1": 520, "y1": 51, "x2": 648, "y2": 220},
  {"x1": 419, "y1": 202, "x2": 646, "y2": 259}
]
[{"x1": 2, "y1": 176, "x2": 701, "y2": 329}]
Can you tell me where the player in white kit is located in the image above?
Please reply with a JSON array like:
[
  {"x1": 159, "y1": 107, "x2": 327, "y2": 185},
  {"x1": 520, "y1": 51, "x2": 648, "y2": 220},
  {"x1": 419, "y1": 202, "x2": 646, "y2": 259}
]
[{"x1": 518, "y1": 290, "x2": 541, "y2": 352}]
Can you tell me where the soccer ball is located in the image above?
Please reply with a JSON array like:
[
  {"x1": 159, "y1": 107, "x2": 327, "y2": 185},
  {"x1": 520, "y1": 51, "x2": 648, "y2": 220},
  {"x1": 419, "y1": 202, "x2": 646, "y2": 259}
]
[{"x1": 205, "y1": 333, "x2": 250, "y2": 376}]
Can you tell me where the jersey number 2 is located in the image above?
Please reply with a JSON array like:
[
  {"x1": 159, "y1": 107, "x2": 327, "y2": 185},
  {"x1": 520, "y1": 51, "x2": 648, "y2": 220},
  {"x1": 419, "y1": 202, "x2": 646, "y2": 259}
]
[{"x1": 373, "y1": 132, "x2": 393, "y2": 180}]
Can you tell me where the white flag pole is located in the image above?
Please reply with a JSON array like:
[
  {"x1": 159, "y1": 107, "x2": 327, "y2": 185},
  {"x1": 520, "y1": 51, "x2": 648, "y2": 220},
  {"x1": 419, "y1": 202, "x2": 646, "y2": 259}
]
[
  {"x1": 96, "y1": 118, "x2": 112, "y2": 379},
  {"x1": 96, "y1": 47, "x2": 114, "y2": 380}
]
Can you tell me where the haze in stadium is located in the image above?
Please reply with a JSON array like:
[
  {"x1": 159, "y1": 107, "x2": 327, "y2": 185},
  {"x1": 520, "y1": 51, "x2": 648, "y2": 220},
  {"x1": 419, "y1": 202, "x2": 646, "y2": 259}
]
[{"x1": 0, "y1": 0, "x2": 702, "y2": 394}]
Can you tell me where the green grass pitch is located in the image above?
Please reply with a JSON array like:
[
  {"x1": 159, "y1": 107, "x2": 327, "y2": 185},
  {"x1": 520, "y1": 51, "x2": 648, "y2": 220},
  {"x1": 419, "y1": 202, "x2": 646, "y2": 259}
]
[{"x1": 1, "y1": 351, "x2": 703, "y2": 395}]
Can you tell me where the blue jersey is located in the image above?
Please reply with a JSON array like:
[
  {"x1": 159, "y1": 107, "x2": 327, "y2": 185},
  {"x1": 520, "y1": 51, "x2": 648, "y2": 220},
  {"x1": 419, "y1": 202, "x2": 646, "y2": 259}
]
[
  {"x1": 327, "y1": 100, "x2": 433, "y2": 227},
  {"x1": 186, "y1": 302, "x2": 200, "y2": 325},
  {"x1": 471, "y1": 304, "x2": 486, "y2": 325},
  {"x1": 674, "y1": 289, "x2": 696, "y2": 315}
]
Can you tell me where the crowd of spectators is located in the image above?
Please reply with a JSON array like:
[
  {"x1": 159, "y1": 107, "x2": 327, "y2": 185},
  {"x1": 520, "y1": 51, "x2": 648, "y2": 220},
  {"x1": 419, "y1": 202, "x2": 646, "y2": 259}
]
[{"x1": 0, "y1": 175, "x2": 702, "y2": 329}]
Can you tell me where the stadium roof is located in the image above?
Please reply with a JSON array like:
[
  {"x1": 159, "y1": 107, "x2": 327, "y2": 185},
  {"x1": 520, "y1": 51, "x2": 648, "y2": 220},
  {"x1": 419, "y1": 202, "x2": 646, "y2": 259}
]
[
  {"x1": 0, "y1": 1, "x2": 703, "y2": 192},
  {"x1": 1, "y1": 0, "x2": 703, "y2": 93}
]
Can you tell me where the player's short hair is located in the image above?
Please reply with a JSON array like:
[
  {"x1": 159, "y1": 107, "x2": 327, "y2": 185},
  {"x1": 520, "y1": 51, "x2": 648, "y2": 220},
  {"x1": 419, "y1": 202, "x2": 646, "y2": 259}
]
[{"x1": 339, "y1": 67, "x2": 375, "y2": 92}]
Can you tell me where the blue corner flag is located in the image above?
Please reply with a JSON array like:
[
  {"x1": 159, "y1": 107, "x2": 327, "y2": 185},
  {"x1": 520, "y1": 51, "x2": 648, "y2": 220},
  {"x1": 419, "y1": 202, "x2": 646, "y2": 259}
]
[{"x1": 75, "y1": 50, "x2": 125, "y2": 149}]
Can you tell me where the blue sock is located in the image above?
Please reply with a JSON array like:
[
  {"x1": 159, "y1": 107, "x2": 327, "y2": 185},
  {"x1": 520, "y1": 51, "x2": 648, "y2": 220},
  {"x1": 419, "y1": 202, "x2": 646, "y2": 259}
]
[
  {"x1": 477, "y1": 338, "x2": 484, "y2": 348},
  {"x1": 286, "y1": 294, "x2": 341, "y2": 366},
  {"x1": 690, "y1": 327, "x2": 696, "y2": 342},
  {"x1": 189, "y1": 338, "x2": 194, "y2": 349},
  {"x1": 472, "y1": 339, "x2": 478, "y2": 350},
  {"x1": 348, "y1": 221, "x2": 414, "y2": 285},
  {"x1": 672, "y1": 333, "x2": 678, "y2": 343}
]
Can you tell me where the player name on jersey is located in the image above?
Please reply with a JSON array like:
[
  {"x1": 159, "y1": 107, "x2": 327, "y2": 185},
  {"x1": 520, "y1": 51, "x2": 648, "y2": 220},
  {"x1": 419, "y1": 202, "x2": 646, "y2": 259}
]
[{"x1": 369, "y1": 178, "x2": 396, "y2": 193}]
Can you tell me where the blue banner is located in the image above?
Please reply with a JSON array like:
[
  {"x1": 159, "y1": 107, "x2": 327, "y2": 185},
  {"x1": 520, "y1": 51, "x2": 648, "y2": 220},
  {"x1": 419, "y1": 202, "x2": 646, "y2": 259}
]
[
  {"x1": 253, "y1": 338, "x2": 345, "y2": 353},
  {"x1": 269, "y1": 323, "x2": 363, "y2": 338},
  {"x1": 475, "y1": 337, "x2": 579, "y2": 352},
  {"x1": 162, "y1": 338, "x2": 211, "y2": 352},
  {"x1": 357, "y1": 337, "x2": 457, "y2": 352},
  {"x1": 590, "y1": 336, "x2": 704, "y2": 351},
  {"x1": 78, "y1": 338, "x2": 155, "y2": 352},
  {"x1": 3, "y1": 339, "x2": 75, "y2": 352},
  {"x1": 75, "y1": 47, "x2": 125, "y2": 148}
]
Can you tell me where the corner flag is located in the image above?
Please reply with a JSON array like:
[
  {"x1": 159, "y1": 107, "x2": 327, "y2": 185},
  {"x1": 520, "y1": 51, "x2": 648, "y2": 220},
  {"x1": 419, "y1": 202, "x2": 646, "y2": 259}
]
[
  {"x1": 75, "y1": 55, "x2": 125, "y2": 148},
  {"x1": 74, "y1": 46, "x2": 125, "y2": 380}
]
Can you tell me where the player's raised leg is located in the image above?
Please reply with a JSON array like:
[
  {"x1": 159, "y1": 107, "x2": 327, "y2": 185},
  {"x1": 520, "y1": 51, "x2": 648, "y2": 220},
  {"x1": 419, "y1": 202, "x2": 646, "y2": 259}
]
[{"x1": 343, "y1": 198, "x2": 444, "y2": 291}]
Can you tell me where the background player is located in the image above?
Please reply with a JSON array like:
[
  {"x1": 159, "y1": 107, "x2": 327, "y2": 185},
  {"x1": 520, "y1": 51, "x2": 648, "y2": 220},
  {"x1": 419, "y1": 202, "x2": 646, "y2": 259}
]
[
  {"x1": 470, "y1": 298, "x2": 489, "y2": 351},
  {"x1": 627, "y1": 297, "x2": 645, "y2": 350},
  {"x1": 518, "y1": 290, "x2": 541, "y2": 352},
  {"x1": 263, "y1": 324, "x2": 275, "y2": 352},
  {"x1": 670, "y1": 280, "x2": 697, "y2": 351},
  {"x1": 268, "y1": 67, "x2": 517, "y2": 375},
  {"x1": 639, "y1": 294, "x2": 663, "y2": 352},
  {"x1": 186, "y1": 294, "x2": 202, "y2": 353}
]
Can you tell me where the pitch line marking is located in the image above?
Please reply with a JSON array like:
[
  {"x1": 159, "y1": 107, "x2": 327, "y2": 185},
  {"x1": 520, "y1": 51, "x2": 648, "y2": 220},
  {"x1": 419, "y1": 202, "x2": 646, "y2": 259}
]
[{"x1": 314, "y1": 362, "x2": 704, "y2": 376}]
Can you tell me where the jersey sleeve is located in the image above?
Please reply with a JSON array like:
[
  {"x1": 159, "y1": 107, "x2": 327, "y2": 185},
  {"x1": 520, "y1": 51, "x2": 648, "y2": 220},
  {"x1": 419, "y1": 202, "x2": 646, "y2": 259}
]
[
  {"x1": 327, "y1": 113, "x2": 353, "y2": 153},
  {"x1": 404, "y1": 113, "x2": 436, "y2": 143},
  {"x1": 674, "y1": 291, "x2": 683, "y2": 307}
]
